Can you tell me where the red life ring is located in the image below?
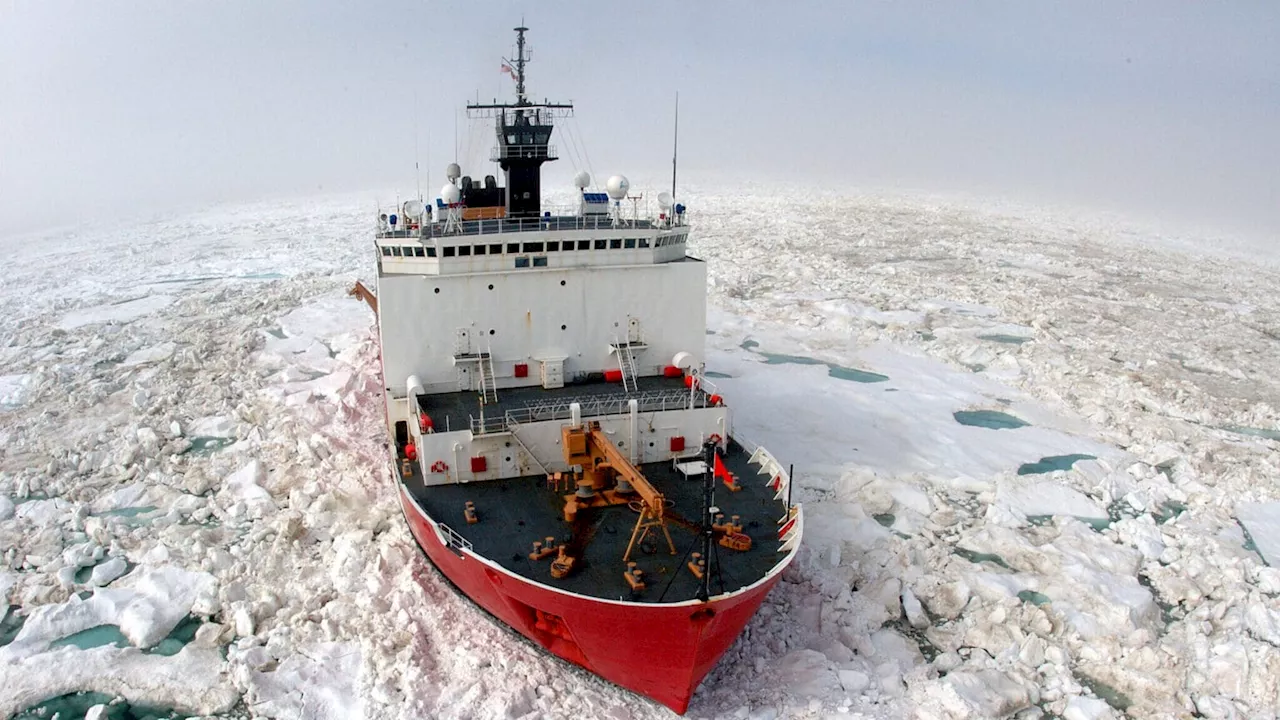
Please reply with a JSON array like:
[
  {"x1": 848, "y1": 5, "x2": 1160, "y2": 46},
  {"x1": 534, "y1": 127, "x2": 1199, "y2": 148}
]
[
  {"x1": 708, "y1": 433, "x2": 723, "y2": 446},
  {"x1": 430, "y1": 460, "x2": 449, "y2": 474}
]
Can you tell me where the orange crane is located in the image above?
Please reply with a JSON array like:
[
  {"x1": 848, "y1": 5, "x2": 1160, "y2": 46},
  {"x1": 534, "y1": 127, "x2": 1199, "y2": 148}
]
[
  {"x1": 348, "y1": 281, "x2": 378, "y2": 314},
  {"x1": 561, "y1": 421, "x2": 676, "y2": 563}
]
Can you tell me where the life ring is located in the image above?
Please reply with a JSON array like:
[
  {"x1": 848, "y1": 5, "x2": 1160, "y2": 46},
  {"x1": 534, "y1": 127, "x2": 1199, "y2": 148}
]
[
  {"x1": 708, "y1": 433, "x2": 723, "y2": 446},
  {"x1": 430, "y1": 460, "x2": 449, "y2": 474}
]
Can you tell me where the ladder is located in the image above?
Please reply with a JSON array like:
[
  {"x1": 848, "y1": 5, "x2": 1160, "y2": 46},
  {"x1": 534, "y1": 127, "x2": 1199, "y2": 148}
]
[
  {"x1": 478, "y1": 341, "x2": 499, "y2": 405},
  {"x1": 616, "y1": 337, "x2": 640, "y2": 393}
]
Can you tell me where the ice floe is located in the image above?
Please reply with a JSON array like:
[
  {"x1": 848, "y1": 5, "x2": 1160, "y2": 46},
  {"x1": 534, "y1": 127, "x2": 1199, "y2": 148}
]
[{"x1": 2, "y1": 187, "x2": 1280, "y2": 719}]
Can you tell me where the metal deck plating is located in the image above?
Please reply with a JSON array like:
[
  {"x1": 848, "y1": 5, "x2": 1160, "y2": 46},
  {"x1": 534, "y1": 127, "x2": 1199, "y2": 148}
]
[{"x1": 402, "y1": 437, "x2": 785, "y2": 604}]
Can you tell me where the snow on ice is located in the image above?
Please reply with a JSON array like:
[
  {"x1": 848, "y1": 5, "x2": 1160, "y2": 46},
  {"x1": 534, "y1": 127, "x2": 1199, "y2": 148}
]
[{"x1": 2, "y1": 187, "x2": 1279, "y2": 719}]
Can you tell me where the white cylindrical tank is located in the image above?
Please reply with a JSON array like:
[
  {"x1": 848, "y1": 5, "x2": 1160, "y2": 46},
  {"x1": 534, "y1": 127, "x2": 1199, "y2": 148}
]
[
  {"x1": 606, "y1": 175, "x2": 630, "y2": 200},
  {"x1": 671, "y1": 351, "x2": 695, "y2": 369},
  {"x1": 407, "y1": 375, "x2": 425, "y2": 397},
  {"x1": 441, "y1": 183, "x2": 461, "y2": 205}
]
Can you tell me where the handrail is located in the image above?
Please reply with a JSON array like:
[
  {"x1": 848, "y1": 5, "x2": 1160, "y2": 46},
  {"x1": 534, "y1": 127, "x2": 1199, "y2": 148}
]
[
  {"x1": 437, "y1": 522, "x2": 473, "y2": 552},
  {"x1": 377, "y1": 215, "x2": 691, "y2": 241},
  {"x1": 468, "y1": 387, "x2": 713, "y2": 435},
  {"x1": 490, "y1": 144, "x2": 557, "y2": 161}
]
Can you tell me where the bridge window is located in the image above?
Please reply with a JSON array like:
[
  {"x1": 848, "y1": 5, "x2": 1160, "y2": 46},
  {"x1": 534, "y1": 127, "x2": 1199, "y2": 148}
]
[
  {"x1": 458, "y1": 245, "x2": 471, "y2": 256},
  {"x1": 514, "y1": 257, "x2": 530, "y2": 268},
  {"x1": 443, "y1": 246, "x2": 455, "y2": 257},
  {"x1": 426, "y1": 246, "x2": 437, "y2": 257},
  {"x1": 381, "y1": 246, "x2": 392, "y2": 257},
  {"x1": 391, "y1": 246, "x2": 402, "y2": 257},
  {"x1": 594, "y1": 239, "x2": 606, "y2": 250},
  {"x1": 413, "y1": 246, "x2": 425, "y2": 257},
  {"x1": 639, "y1": 238, "x2": 650, "y2": 248},
  {"x1": 490, "y1": 243, "x2": 502, "y2": 255},
  {"x1": 507, "y1": 242, "x2": 520, "y2": 254},
  {"x1": 610, "y1": 239, "x2": 622, "y2": 249},
  {"x1": 523, "y1": 241, "x2": 544, "y2": 253},
  {"x1": 533, "y1": 257, "x2": 548, "y2": 267},
  {"x1": 474, "y1": 245, "x2": 486, "y2": 255},
  {"x1": 577, "y1": 240, "x2": 590, "y2": 251},
  {"x1": 546, "y1": 241, "x2": 559, "y2": 252},
  {"x1": 624, "y1": 238, "x2": 636, "y2": 249}
]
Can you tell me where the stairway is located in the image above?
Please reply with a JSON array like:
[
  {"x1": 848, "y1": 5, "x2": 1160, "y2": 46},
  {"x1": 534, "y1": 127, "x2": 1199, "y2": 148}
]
[
  {"x1": 479, "y1": 341, "x2": 499, "y2": 404},
  {"x1": 616, "y1": 337, "x2": 640, "y2": 393}
]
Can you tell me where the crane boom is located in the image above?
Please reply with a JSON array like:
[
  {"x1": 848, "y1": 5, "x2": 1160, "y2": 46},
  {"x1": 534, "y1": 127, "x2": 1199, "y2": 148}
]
[
  {"x1": 587, "y1": 426, "x2": 664, "y2": 513},
  {"x1": 561, "y1": 421, "x2": 677, "y2": 563}
]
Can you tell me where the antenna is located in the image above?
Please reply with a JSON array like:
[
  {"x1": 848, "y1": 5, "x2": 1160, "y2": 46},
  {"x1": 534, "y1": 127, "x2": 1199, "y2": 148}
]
[
  {"x1": 413, "y1": 90, "x2": 422, "y2": 201},
  {"x1": 504, "y1": 25, "x2": 530, "y2": 106},
  {"x1": 671, "y1": 91, "x2": 679, "y2": 200}
]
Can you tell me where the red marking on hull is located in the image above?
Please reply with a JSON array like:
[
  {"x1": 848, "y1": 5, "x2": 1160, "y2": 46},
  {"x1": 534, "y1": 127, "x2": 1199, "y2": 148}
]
[{"x1": 399, "y1": 487, "x2": 785, "y2": 714}]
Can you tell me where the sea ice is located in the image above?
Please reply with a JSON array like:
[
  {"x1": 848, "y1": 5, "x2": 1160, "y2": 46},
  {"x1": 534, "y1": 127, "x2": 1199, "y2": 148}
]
[{"x1": 3, "y1": 187, "x2": 1280, "y2": 719}]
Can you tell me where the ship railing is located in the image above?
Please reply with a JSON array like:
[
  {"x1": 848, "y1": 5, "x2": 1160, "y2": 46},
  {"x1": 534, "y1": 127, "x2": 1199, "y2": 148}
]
[
  {"x1": 490, "y1": 144, "x2": 556, "y2": 162},
  {"x1": 437, "y1": 522, "x2": 473, "y2": 552},
  {"x1": 467, "y1": 388, "x2": 713, "y2": 435},
  {"x1": 426, "y1": 214, "x2": 660, "y2": 238}
]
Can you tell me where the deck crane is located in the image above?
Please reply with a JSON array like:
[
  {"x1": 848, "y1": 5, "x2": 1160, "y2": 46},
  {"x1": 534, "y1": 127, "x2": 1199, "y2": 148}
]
[{"x1": 561, "y1": 421, "x2": 677, "y2": 564}]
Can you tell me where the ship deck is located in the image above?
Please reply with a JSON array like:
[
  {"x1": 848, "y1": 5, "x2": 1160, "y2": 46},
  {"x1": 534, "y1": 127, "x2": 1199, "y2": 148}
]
[
  {"x1": 400, "y1": 439, "x2": 789, "y2": 604},
  {"x1": 417, "y1": 374, "x2": 712, "y2": 435}
]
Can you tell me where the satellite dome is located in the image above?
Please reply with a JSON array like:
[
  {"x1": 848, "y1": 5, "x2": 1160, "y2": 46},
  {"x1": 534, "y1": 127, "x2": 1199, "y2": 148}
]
[
  {"x1": 573, "y1": 171, "x2": 591, "y2": 189},
  {"x1": 402, "y1": 199, "x2": 425, "y2": 219},
  {"x1": 441, "y1": 183, "x2": 461, "y2": 204},
  {"x1": 605, "y1": 175, "x2": 630, "y2": 200},
  {"x1": 657, "y1": 191, "x2": 673, "y2": 209},
  {"x1": 446, "y1": 163, "x2": 461, "y2": 181}
]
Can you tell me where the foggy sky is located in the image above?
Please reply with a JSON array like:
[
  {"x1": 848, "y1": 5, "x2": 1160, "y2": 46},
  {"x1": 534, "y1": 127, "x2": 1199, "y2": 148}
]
[{"x1": 2, "y1": 1, "x2": 1278, "y2": 238}]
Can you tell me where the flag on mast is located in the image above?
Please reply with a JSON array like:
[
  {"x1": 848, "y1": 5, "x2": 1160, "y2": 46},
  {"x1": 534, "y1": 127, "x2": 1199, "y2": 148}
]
[
  {"x1": 501, "y1": 62, "x2": 516, "y2": 81},
  {"x1": 713, "y1": 450, "x2": 731, "y2": 484}
]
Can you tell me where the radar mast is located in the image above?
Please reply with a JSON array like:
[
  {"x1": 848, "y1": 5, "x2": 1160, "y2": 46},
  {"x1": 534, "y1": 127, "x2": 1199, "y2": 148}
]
[{"x1": 466, "y1": 26, "x2": 574, "y2": 218}]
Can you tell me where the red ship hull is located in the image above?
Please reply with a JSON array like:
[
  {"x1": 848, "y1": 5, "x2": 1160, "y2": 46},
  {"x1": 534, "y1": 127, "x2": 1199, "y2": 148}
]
[{"x1": 399, "y1": 485, "x2": 788, "y2": 714}]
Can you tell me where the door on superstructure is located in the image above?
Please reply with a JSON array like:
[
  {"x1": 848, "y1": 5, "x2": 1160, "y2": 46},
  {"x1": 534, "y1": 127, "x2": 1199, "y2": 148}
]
[
  {"x1": 454, "y1": 327, "x2": 472, "y2": 356},
  {"x1": 627, "y1": 315, "x2": 642, "y2": 344},
  {"x1": 454, "y1": 328, "x2": 474, "y2": 391}
]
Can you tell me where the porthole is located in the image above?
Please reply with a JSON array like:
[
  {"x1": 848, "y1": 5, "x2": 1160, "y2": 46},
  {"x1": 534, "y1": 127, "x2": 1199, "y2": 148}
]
[
  {"x1": 489, "y1": 329, "x2": 495, "y2": 335},
  {"x1": 560, "y1": 280, "x2": 566, "y2": 286},
  {"x1": 434, "y1": 288, "x2": 440, "y2": 294},
  {"x1": 561, "y1": 324, "x2": 567, "y2": 331},
  {"x1": 648, "y1": 441, "x2": 655, "y2": 447},
  {"x1": 488, "y1": 284, "x2": 494, "y2": 290},
  {"x1": 505, "y1": 456, "x2": 512, "y2": 462}
]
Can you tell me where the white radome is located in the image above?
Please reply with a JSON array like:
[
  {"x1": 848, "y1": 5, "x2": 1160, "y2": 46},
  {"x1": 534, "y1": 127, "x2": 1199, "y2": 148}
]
[
  {"x1": 573, "y1": 171, "x2": 591, "y2": 189},
  {"x1": 446, "y1": 163, "x2": 461, "y2": 181},
  {"x1": 606, "y1": 175, "x2": 630, "y2": 200},
  {"x1": 441, "y1": 184, "x2": 461, "y2": 205},
  {"x1": 401, "y1": 199, "x2": 425, "y2": 219},
  {"x1": 657, "y1": 191, "x2": 673, "y2": 209}
]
